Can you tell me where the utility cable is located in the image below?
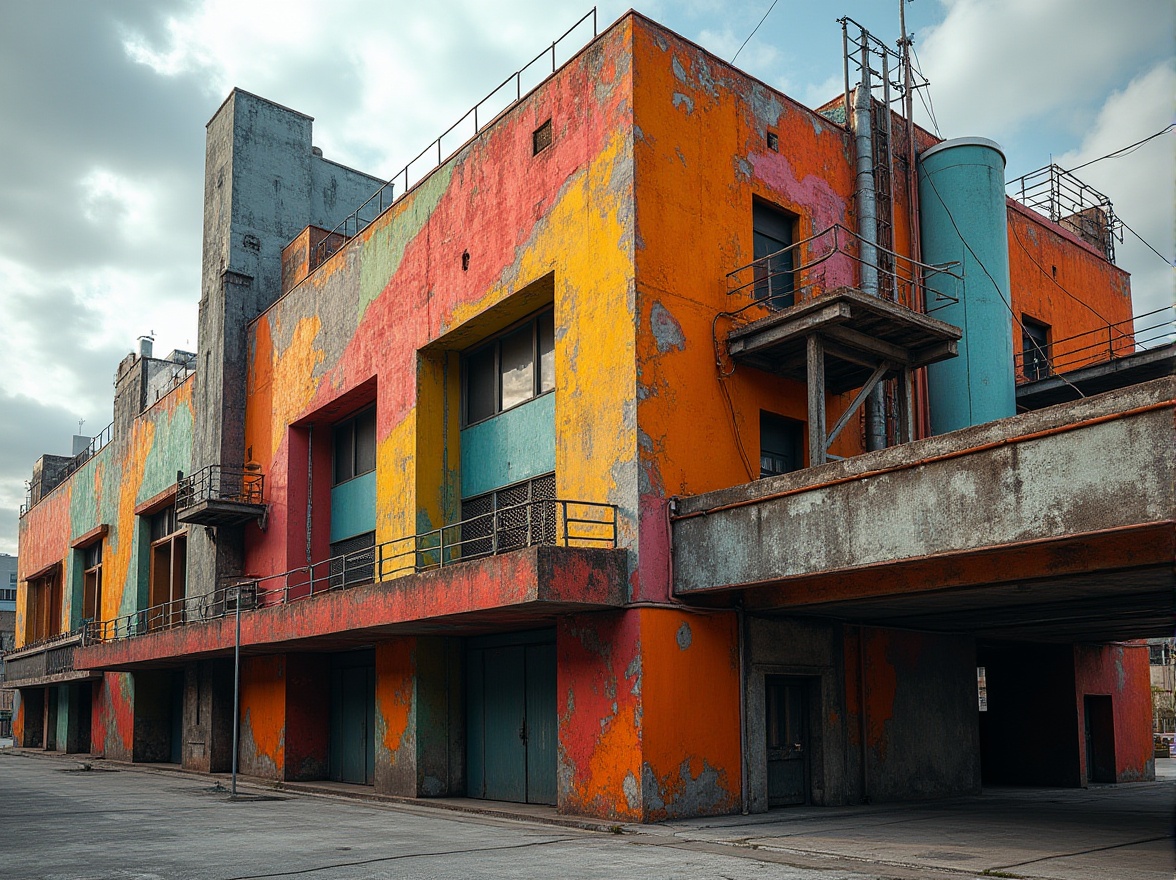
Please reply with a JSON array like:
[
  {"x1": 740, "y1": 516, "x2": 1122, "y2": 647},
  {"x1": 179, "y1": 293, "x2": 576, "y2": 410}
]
[
  {"x1": 1061, "y1": 124, "x2": 1175, "y2": 175},
  {"x1": 731, "y1": 0, "x2": 779, "y2": 64},
  {"x1": 1007, "y1": 221, "x2": 1120, "y2": 330},
  {"x1": 1119, "y1": 215, "x2": 1174, "y2": 265},
  {"x1": 909, "y1": 44, "x2": 941, "y2": 136}
]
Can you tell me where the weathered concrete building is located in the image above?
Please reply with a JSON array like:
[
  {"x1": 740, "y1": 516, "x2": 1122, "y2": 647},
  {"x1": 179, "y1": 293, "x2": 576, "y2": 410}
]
[{"x1": 7, "y1": 12, "x2": 1171, "y2": 818}]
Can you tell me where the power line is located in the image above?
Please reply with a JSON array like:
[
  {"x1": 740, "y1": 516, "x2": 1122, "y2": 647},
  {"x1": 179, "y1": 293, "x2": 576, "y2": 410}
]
[
  {"x1": 1063, "y1": 124, "x2": 1174, "y2": 175},
  {"x1": 909, "y1": 44, "x2": 941, "y2": 137},
  {"x1": 731, "y1": 0, "x2": 779, "y2": 64},
  {"x1": 1119, "y1": 216, "x2": 1174, "y2": 265}
]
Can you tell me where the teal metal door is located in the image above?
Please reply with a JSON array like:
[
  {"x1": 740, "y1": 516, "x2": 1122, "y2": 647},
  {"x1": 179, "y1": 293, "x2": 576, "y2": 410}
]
[
  {"x1": 330, "y1": 659, "x2": 375, "y2": 785},
  {"x1": 467, "y1": 632, "x2": 556, "y2": 805}
]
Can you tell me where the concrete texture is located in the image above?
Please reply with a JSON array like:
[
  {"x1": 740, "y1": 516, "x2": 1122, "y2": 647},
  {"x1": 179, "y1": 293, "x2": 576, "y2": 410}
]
[
  {"x1": 673, "y1": 377, "x2": 1174, "y2": 595},
  {"x1": 3, "y1": 749, "x2": 1172, "y2": 880}
]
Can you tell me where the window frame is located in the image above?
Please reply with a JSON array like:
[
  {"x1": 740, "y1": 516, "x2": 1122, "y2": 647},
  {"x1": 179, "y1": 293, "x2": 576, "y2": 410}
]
[
  {"x1": 332, "y1": 405, "x2": 377, "y2": 486},
  {"x1": 81, "y1": 539, "x2": 103, "y2": 624},
  {"x1": 753, "y1": 200, "x2": 799, "y2": 310},
  {"x1": 462, "y1": 308, "x2": 555, "y2": 428},
  {"x1": 759, "y1": 411, "x2": 804, "y2": 478},
  {"x1": 146, "y1": 504, "x2": 187, "y2": 630},
  {"x1": 1021, "y1": 315, "x2": 1052, "y2": 381}
]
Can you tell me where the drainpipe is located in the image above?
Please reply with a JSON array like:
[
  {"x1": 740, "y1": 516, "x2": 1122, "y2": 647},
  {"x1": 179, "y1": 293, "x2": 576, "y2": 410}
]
[
  {"x1": 852, "y1": 78, "x2": 887, "y2": 452},
  {"x1": 737, "y1": 601, "x2": 749, "y2": 815}
]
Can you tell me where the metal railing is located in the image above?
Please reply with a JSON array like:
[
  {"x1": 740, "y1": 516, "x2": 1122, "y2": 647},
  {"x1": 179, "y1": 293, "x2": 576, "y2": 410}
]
[
  {"x1": 310, "y1": 8, "x2": 598, "y2": 269},
  {"x1": 3, "y1": 628, "x2": 85, "y2": 682},
  {"x1": 1007, "y1": 164, "x2": 1122, "y2": 263},
  {"x1": 1014, "y1": 305, "x2": 1174, "y2": 382},
  {"x1": 176, "y1": 464, "x2": 265, "y2": 511},
  {"x1": 20, "y1": 422, "x2": 114, "y2": 517},
  {"x1": 87, "y1": 497, "x2": 618, "y2": 644},
  {"x1": 727, "y1": 223, "x2": 961, "y2": 314}
]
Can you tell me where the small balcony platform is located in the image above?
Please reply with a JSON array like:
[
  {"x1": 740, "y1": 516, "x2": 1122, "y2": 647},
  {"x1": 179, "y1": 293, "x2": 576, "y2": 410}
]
[{"x1": 176, "y1": 464, "x2": 266, "y2": 528}]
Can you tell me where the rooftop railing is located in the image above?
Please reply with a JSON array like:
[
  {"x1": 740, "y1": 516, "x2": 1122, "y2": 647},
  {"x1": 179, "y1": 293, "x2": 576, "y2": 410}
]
[
  {"x1": 86, "y1": 497, "x2": 618, "y2": 644},
  {"x1": 726, "y1": 223, "x2": 961, "y2": 315},
  {"x1": 20, "y1": 421, "x2": 114, "y2": 517},
  {"x1": 1007, "y1": 164, "x2": 1122, "y2": 262},
  {"x1": 1015, "y1": 305, "x2": 1174, "y2": 382},
  {"x1": 311, "y1": 8, "x2": 598, "y2": 270}
]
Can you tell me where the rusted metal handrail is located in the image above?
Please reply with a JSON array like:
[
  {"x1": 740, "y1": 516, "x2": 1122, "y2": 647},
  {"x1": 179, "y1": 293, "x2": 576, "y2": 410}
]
[
  {"x1": 727, "y1": 222, "x2": 960, "y2": 314},
  {"x1": 176, "y1": 464, "x2": 265, "y2": 511},
  {"x1": 310, "y1": 8, "x2": 598, "y2": 269},
  {"x1": 20, "y1": 422, "x2": 114, "y2": 518},
  {"x1": 1014, "y1": 305, "x2": 1173, "y2": 382},
  {"x1": 1007, "y1": 164, "x2": 1122, "y2": 262},
  {"x1": 87, "y1": 497, "x2": 618, "y2": 644}
]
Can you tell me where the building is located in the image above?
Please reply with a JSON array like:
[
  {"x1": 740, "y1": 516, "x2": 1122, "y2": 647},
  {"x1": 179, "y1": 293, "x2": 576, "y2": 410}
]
[
  {"x1": 6, "y1": 12, "x2": 1171, "y2": 818},
  {"x1": 0, "y1": 552, "x2": 15, "y2": 737}
]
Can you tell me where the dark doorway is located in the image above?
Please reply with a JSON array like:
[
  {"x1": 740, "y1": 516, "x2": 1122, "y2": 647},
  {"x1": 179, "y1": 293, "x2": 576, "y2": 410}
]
[
  {"x1": 467, "y1": 630, "x2": 557, "y2": 805},
  {"x1": 169, "y1": 672, "x2": 184, "y2": 764},
  {"x1": 330, "y1": 652, "x2": 375, "y2": 785},
  {"x1": 765, "y1": 675, "x2": 809, "y2": 806},
  {"x1": 1084, "y1": 695, "x2": 1115, "y2": 783}
]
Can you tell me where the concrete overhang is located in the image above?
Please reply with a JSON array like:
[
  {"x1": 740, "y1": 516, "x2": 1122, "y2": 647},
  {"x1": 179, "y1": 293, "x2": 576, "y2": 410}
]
[
  {"x1": 672, "y1": 377, "x2": 1174, "y2": 641},
  {"x1": 2, "y1": 633, "x2": 101, "y2": 689},
  {"x1": 75, "y1": 545, "x2": 627, "y2": 671}
]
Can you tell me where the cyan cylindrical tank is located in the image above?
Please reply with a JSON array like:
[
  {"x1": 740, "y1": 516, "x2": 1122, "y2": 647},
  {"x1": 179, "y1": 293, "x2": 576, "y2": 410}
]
[{"x1": 918, "y1": 137, "x2": 1016, "y2": 434}]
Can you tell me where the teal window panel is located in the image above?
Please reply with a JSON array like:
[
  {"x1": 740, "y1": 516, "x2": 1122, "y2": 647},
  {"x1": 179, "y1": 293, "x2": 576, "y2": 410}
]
[
  {"x1": 330, "y1": 471, "x2": 376, "y2": 543},
  {"x1": 460, "y1": 393, "x2": 555, "y2": 499}
]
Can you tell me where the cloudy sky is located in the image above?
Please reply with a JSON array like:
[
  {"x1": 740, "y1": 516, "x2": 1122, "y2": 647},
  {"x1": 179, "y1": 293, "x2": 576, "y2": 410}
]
[{"x1": 1, "y1": 0, "x2": 1172, "y2": 554}]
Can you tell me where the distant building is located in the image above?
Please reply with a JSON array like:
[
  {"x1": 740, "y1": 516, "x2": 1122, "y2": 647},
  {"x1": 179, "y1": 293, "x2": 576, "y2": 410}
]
[
  {"x1": 1150, "y1": 639, "x2": 1176, "y2": 736},
  {"x1": 0, "y1": 552, "x2": 16, "y2": 737},
  {"x1": 5, "y1": 12, "x2": 1170, "y2": 816}
]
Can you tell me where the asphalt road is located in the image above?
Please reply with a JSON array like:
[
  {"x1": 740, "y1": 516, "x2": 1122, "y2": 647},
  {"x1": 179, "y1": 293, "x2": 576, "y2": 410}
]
[{"x1": 2, "y1": 750, "x2": 1172, "y2": 880}]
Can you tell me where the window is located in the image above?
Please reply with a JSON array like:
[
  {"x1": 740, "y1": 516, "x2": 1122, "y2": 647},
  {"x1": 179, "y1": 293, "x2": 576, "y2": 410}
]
[
  {"x1": 533, "y1": 119, "x2": 553, "y2": 155},
  {"x1": 25, "y1": 567, "x2": 62, "y2": 643},
  {"x1": 753, "y1": 201, "x2": 797, "y2": 309},
  {"x1": 147, "y1": 505, "x2": 186, "y2": 629},
  {"x1": 1021, "y1": 317, "x2": 1051, "y2": 381},
  {"x1": 81, "y1": 541, "x2": 102, "y2": 623},
  {"x1": 0, "y1": 588, "x2": 15, "y2": 602},
  {"x1": 333, "y1": 407, "x2": 377, "y2": 485},
  {"x1": 463, "y1": 310, "x2": 555, "y2": 426},
  {"x1": 461, "y1": 474, "x2": 556, "y2": 558},
  {"x1": 760, "y1": 412, "x2": 804, "y2": 478}
]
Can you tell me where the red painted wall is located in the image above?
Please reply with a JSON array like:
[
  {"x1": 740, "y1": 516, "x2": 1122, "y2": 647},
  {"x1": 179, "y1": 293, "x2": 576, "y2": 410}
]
[{"x1": 1074, "y1": 643, "x2": 1154, "y2": 782}]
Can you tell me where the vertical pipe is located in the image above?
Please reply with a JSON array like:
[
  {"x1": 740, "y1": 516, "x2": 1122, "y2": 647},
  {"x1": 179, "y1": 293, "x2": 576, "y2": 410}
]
[
  {"x1": 841, "y1": 22, "x2": 851, "y2": 125},
  {"x1": 231, "y1": 594, "x2": 240, "y2": 798},
  {"x1": 737, "y1": 601, "x2": 749, "y2": 815},
  {"x1": 852, "y1": 52, "x2": 887, "y2": 452},
  {"x1": 305, "y1": 426, "x2": 313, "y2": 566}
]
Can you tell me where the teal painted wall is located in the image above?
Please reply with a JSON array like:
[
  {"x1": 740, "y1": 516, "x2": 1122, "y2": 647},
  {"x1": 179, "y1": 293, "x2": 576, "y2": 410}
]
[
  {"x1": 460, "y1": 393, "x2": 555, "y2": 499},
  {"x1": 919, "y1": 138, "x2": 1016, "y2": 434},
  {"x1": 330, "y1": 471, "x2": 377, "y2": 542}
]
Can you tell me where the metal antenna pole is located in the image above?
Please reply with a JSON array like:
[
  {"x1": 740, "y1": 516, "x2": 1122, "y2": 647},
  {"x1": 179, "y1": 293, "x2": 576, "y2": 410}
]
[{"x1": 231, "y1": 588, "x2": 241, "y2": 797}]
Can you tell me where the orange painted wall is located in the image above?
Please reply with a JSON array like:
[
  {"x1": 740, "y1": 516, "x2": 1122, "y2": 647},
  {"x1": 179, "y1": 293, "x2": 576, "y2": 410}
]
[
  {"x1": 238, "y1": 654, "x2": 286, "y2": 778},
  {"x1": 1006, "y1": 201, "x2": 1133, "y2": 379},
  {"x1": 639, "y1": 608, "x2": 741, "y2": 819},
  {"x1": 1074, "y1": 643, "x2": 1154, "y2": 782}
]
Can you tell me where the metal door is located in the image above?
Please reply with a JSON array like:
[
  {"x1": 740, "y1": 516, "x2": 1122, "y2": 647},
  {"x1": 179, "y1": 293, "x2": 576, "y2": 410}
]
[
  {"x1": 1084, "y1": 694, "x2": 1115, "y2": 783},
  {"x1": 766, "y1": 676, "x2": 808, "y2": 806},
  {"x1": 467, "y1": 634, "x2": 557, "y2": 805},
  {"x1": 331, "y1": 663, "x2": 375, "y2": 784}
]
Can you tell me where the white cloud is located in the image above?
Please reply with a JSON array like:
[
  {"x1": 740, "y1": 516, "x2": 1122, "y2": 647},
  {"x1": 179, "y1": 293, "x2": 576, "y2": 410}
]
[{"x1": 1055, "y1": 61, "x2": 1176, "y2": 326}]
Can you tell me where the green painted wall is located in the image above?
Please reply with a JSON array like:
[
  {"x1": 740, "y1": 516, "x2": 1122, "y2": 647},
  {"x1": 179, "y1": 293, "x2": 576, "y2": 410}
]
[
  {"x1": 460, "y1": 393, "x2": 555, "y2": 499},
  {"x1": 330, "y1": 471, "x2": 377, "y2": 543}
]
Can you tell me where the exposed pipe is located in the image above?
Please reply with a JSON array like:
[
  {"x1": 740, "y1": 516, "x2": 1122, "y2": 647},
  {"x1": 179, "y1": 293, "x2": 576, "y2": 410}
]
[
  {"x1": 852, "y1": 73, "x2": 887, "y2": 453},
  {"x1": 737, "y1": 601, "x2": 749, "y2": 815},
  {"x1": 305, "y1": 426, "x2": 313, "y2": 566}
]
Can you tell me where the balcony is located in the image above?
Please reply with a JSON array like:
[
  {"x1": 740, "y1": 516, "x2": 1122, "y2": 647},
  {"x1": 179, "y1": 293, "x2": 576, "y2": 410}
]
[
  {"x1": 1, "y1": 629, "x2": 101, "y2": 689},
  {"x1": 725, "y1": 224, "x2": 962, "y2": 465},
  {"x1": 77, "y1": 499, "x2": 624, "y2": 670},
  {"x1": 671, "y1": 377, "x2": 1174, "y2": 642},
  {"x1": 176, "y1": 464, "x2": 266, "y2": 528}
]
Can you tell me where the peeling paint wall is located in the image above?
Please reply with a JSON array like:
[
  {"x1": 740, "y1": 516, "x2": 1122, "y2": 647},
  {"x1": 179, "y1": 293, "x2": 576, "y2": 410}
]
[{"x1": 1074, "y1": 643, "x2": 1154, "y2": 782}]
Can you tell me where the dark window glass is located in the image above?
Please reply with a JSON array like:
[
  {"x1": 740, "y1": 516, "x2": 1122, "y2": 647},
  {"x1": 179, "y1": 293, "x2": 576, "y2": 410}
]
[
  {"x1": 354, "y1": 408, "x2": 377, "y2": 475},
  {"x1": 753, "y1": 202, "x2": 797, "y2": 309},
  {"x1": 760, "y1": 412, "x2": 803, "y2": 478},
  {"x1": 149, "y1": 506, "x2": 178, "y2": 542},
  {"x1": 1022, "y1": 317, "x2": 1051, "y2": 381},
  {"x1": 333, "y1": 407, "x2": 376, "y2": 484},
  {"x1": 538, "y1": 310, "x2": 556, "y2": 394},
  {"x1": 466, "y1": 344, "x2": 497, "y2": 424},
  {"x1": 533, "y1": 119, "x2": 553, "y2": 154},
  {"x1": 334, "y1": 421, "x2": 354, "y2": 484},
  {"x1": 499, "y1": 325, "x2": 535, "y2": 411}
]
